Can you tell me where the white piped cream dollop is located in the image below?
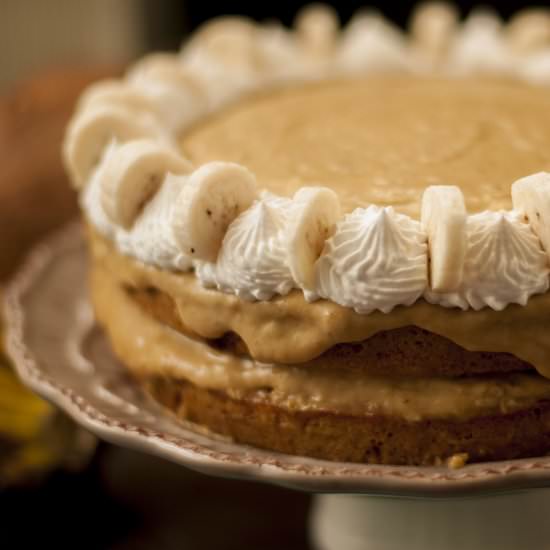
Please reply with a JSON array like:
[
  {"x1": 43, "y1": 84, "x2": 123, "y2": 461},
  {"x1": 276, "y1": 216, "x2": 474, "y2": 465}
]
[
  {"x1": 196, "y1": 195, "x2": 294, "y2": 300},
  {"x1": 426, "y1": 210, "x2": 550, "y2": 310},
  {"x1": 337, "y1": 12, "x2": 417, "y2": 74},
  {"x1": 314, "y1": 206, "x2": 428, "y2": 314},
  {"x1": 447, "y1": 11, "x2": 514, "y2": 75},
  {"x1": 117, "y1": 173, "x2": 192, "y2": 271}
]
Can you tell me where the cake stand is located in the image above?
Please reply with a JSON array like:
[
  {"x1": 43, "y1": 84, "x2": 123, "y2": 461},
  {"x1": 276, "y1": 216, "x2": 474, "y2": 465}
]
[{"x1": 5, "y1": 223, "x2": 550, "y2": 550}]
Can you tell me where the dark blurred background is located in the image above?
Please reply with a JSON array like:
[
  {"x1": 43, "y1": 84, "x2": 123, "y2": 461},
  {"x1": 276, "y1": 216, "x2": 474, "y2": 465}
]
[
  {"x1": 0, "y1": 0, "x2": 546, "y2": 89},
  {"x1": 0, "y1": 1, "x2": 545, "y2": 549}
]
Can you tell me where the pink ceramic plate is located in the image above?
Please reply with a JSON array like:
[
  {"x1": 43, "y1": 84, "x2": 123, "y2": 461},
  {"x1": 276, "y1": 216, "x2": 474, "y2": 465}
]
[{"x1": 5, "y1": 223, "x2": 550, "y2": 498}]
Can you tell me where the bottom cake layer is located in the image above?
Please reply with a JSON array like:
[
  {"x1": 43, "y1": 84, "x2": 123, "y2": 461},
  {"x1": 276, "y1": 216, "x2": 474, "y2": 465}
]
[{"x1": 144, "y1": 375, "x2": 550, "y2": 466}]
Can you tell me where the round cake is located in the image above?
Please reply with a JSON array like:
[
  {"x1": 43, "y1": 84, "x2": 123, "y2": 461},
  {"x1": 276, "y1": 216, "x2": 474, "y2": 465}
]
[{"x1": 64, "y1": 4, "x2": 550, "y2": 466}]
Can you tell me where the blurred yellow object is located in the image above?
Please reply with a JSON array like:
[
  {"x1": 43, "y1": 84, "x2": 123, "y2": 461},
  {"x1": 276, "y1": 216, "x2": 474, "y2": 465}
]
[
  {"x1": 0, "y1": 292, "x2": 96, "y2": 486},
  {"x1": 0, "y1": 361, "x2": 52, "y2": 441},
  {"x1": 0, "y1": 67, "x2": 116, "y2": 486}
]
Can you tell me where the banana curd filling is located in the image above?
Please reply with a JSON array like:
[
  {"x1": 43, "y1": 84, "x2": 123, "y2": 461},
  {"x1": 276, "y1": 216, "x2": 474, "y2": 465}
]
[
  {"x1": 90, "y1": 229, "x2": 550, "y2": 377},
  {"x1": 91, "y1": 248, "x2": 550, "y2": 422},
  {"x1": 66, "y1": 5, "x2": 550, "y2": 320}
]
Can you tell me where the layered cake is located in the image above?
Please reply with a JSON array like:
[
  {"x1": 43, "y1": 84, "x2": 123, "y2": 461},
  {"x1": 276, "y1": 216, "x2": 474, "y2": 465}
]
[{"x1": 63, "y1": 4, "x2": 550, "y2": 466}]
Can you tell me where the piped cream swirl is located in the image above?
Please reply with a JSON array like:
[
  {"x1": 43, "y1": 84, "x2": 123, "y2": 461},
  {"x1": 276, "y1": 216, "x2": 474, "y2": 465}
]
[
  {"x1": 117, "y1": 173, "x2": 191, "y2": 271},
  {"x1": 315, "y1": 206, "x2": 428, "y2": 314},
  {"x1": 196, "y1": 195, "x2": 294, "y2": 300},
  {"x1": 426, "y1": 210, "x2": 550, "y2": 310}
]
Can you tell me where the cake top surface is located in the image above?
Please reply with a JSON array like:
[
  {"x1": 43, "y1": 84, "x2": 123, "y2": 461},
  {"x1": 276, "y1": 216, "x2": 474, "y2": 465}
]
[
  {"x1": 63, "y1": 3, "x2": 550, "y2": 317},
  {"x1": 182, "y1": 76, "x2": 550, "y2": 217}
]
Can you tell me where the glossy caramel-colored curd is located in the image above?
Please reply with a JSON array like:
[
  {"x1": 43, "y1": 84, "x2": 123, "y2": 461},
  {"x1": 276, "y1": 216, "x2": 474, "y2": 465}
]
[
  {"x1": 181, "y1": 76, "x2": 550, "y2": 217},
  {"x1": 90, "y1": 240, "x2": 550, "y2": 421},
  {"x1": 89, "y1": 229, "x2": 550, "y2": 378}
]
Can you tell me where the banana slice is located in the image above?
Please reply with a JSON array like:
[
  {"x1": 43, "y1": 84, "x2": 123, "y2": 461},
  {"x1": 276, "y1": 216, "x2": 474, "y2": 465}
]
[
  {"x1": 172, "y1": 162, "x2": 258, "y2": 261},
  {"x1": 421, "y1": 185, "x2": 467, "y2": 292},
  {"x1": 507, "y1": 9, "x2": 550, "y2": 53},
  {"x1": 286, "y1": 187, "x2": 341, "y2": 290},
  {"x1": 99, "y1": 139, "x2": 192, "y2": 229},
  {"x1": 295, "y1": 4, "x2": 340, "y2": 57},
  {"x1": 184, "y1": 17, "x2": 260, "y2": 69},
  {"x1": 63, "y1": 104, "x2": 163, "y2": 189},
  {"x1": 512, "y1": 172, "x2": 550, "y2": 257}
]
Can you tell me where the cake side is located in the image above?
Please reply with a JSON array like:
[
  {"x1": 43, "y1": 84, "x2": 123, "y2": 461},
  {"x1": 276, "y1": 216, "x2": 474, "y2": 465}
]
[
  {"x1": 88, "y1": 226, "x2": 550, "y2": 377},
  {"x1": 88, "y1": 234, "x2": 550, "y2": 465}
]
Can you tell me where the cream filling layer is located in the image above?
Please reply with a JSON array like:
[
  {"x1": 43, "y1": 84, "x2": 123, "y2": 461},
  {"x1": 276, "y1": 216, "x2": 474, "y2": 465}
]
[
  {"x1": 89, "y1": 229, "x2": 550, "y2": 377},
  {"x1": 91, "y1": 256, "x2": 550, "y2": 422}
]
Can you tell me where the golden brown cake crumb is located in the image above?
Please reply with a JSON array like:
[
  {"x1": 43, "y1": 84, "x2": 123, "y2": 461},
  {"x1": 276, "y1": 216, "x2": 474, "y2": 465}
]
[{"x1": 448, "y1": 453, "x2": 470, "y2": 469}]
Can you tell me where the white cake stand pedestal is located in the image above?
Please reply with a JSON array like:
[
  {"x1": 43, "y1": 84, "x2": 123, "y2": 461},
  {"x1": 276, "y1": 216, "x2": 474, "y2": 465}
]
[{"x1": 310, "y1": 489, "x2": 550, "y2": 550}]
